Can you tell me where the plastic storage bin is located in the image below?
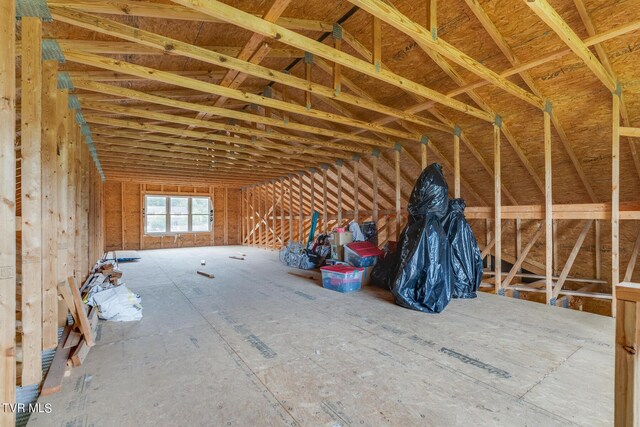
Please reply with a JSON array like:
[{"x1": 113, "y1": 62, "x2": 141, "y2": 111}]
[
  {"x1": 320, "y1": 265, "x2": 364, "y2": 293},
  {"x1": 344, "y1": 241, "x2": 383, "y2": 267}
]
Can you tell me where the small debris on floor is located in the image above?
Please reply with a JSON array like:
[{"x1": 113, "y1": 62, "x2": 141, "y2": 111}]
[
  {"x1": 197, "y1": 271, "x2": 215, "y2": 278},
  {"x1": 200, "y1": 260, "x2": 206, "y2": 265},
  {"x1": 229, "y1": 256, "x2": 245, "y2": 260}
]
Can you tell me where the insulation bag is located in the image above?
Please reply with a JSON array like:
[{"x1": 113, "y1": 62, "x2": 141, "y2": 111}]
[
  {"x1": 442, "y1": 198, "x2": 483, "y2": 299},
  {"x1": 389, "y1": 163, "x2": 453, "y2": 313}
]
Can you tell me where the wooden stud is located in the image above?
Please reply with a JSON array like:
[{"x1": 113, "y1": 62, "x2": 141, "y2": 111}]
[
  {"x1": 279, "y1": 179, "x2": 284, "y2": 246},
  {"x1": 322, "y1": 167, "x2": 329, "y2": 233},
  {"x1": 224, "y1": 187, "x2": 229, "y2": 246},
  {"x1": 298, "y1": 175, "x2": 304, "y2": 242},
  {"x1": 421, "y1": 140, "x2": 428, "y2": 169},
  {"x1": 614, "y1": 283, "x2": 640, "y2": 426},
  {"x1": 333, "y1": 33, "x2": 342, "y2": 94},
  {"x1": 486, "y1": 219, "x2": 492, "y2": 270},
  {"x1": 553, "y1": 220, "x2": 558, "y2": 275},
  {"x1": 353, "y1": 158, "x2": 360, "y2": 223},
  {"x1": 372, "y1": 152, "x2": 379, "y2": 225},
  {"x1": 395, "y1": 146, "x2": 402, "y2": 240},
  {"x1": 544, "y1": 103, "x2": 553, "y2": 304},
  {"x1": 271, "y1": 182, "x2": 276, "y2": 248},
  {"x1": 57, "y1": 90, "x2": 69, "y2": 311},
  {"x1": 305, "y1": 60, "x2": 312, "y2": 110},
  {"x1": 494, "y1": 122, "x2": 502, "y2": 295},
  {"x1": 20, "y1": 16, "x2": 43, "y2": 385},
  {"x1": 515, "y1": 219, "x2": 522, "y2": 272},
  {"x1": 613, "y1": 89, "x2": 621, "y2": 315},
  {"x1": 287, "y1": 177, "x2": 293, "y2": 242},
  {"x1": 427, "y1": 0, "x2": 437, "y2": 37},
  {"x1": 372, "y1": 16, "x2": 382, "y2": 71},
  {"x1": 453, "y1": 128, "x2": 460, "y2": 198},
  {"x1": 336, "y1": 163, "x2": 343, "y2": 226},
  {"x1": 0, "y1": 0, "x2": 16, "y2": 419},
  {"x1": 42, "y1": 60, "x2": 59, "y2": 350},
  {"x1": 251, "y1": 187, "x2": 256, "y2": 246}
]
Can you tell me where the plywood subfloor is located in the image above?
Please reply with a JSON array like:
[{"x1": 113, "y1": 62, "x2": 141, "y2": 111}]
[{"x1": 30, "y1": 246, "x2": 614, "y2": 426}]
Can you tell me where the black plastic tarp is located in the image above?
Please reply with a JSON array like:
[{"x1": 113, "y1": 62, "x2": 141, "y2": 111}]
[
  {"x1": 442, "y1": 198, "x2": 483, "y2": 299},
  {"x1": 389, "y1": 164, "x2": 453, "y2": 313}
]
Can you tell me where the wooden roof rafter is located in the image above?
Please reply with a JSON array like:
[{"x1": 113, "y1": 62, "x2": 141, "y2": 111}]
[
  {"x1": 167, "y1": 0, "x2": 496, "y2": 122},
  {"x1": 343, "y1": 0, "x2": 543, "y2": 109},
  {"x1": 47, "y1": 0, "x2": 334, "y2": 32},
  {"x1": 49, "y1": 7, "x2": 451, "y2": 133}
]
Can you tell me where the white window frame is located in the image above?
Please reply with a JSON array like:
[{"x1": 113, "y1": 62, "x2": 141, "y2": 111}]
[{"x1": 144, "y1": 195, "x2": 213, "y2": 235}]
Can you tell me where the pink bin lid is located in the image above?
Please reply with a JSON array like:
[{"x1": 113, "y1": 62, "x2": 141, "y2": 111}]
[
  {"x1": 320, "y1": 265, "x2": 364, "y2": 273},
  {"x1": 346, "y1": 241, "x2": 383, "y2": 258}
]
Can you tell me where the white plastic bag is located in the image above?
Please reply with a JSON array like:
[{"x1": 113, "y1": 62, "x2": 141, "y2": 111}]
[{"x1": 90, "y1": 286, "x2": 143, "y2": 322}]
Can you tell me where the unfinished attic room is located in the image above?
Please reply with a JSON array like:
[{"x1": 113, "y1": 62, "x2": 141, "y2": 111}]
[{"x1": 4, "y1": 0, "x2": 640, "y2": 424}]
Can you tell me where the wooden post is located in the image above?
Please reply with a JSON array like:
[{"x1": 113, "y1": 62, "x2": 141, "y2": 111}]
[
  {"x1": 304, "y1": 53, "x2": 312, "y2": 110},
  {"x1": 427, "y1": 0, "x2": 437, "y2": 38},
  {"x1": 258, "y1": 185, "x2": 263, "y2": 247},
  {"x1": 453, "y1": 126, "x2": 461, "y2": 198},
  {"x1": 322, "y1": 166, "x2": 328, "y2": 233},
  {"x1": 120, "y1": 182, "x2": 125, "y2": 249},
  {"x1": 544, "y1": 101, "x2": 553, "y2": 304},
  {"x1": 613, "y1": 87, "x2": 621, "y2": 314},
  {"x1": 279, "y1": 178, "x2": 284, "y2": 247},
  {"x1": 288, "y1": 175, "x2": 293, "y2": 243},
  {"x1": 21, "y1": 15, "x2": 43, "y2": 385},
  {"x1": 372, "y1": 150, "x2": 380, "y2": 225},
  {"x1": 373, "y1": 16, "x2": 382, "y2": 71},
  {"x1": 336, "y1": 161, "x2": 343, "y2": 226},
  {"x1": 395, "y1": 144, "x2": 402, "y2": 240},
  {"x1": 224, "y1": 186, "x2": 229, "y2": 245},
  {"x1": 494, "y1": 119, "x2": 502, "y2": 295},
  {"x1": 553, "y1": 219, "x2": 558, "y2": 275},
  {"x1": 595, "y1": 219, "x2": 602, "y2": 279},
  {"x1": 614, "y1": 282, "x2": 640, "y2": 426},
  {"x1": 42, "y1": 60, "x2": 59, "y2": 350},
  {"x1": 67, "y1": 102, "x2": 77, "y2": 279},
  {"x1": 57, "y1": 89, "x2": 69, "y2": 321},
  {"x1": 333, "y1": 25, "x2": 342, "y2": 94},
  {"x1": 0, "y1": 0, "x2": 16, "y2": 420},
  {"x1": 421, "y1": 138, "x2": 428, "y2": 169},
  {"x1": 352, "y1": 156, "x2": 360, "y2": 223},
  {"x1": 515, "y1": 218, "x2": 522, "y2": 272},
  {"x1": 486, "y1": 219, "x2": 492, "y2": 270},
  {"x1": 251, "y1": 186, "x2": 256, "y2": 246},
  {"x1": 271, "y1": 181, "x2": 276, "y2": 249},
  {"x1": 298, "y1": 174, "x2": 304, "y2": 242}
]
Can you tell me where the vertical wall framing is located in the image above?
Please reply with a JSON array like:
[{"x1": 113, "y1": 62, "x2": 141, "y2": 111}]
[{"x1": 0, "y1": 0, "x2": 16, "y2": 421}]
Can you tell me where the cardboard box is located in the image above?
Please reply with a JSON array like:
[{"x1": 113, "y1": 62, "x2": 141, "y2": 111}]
[
  {"x1": 361, "y1": 266, "x2": 374, "y2": 286},
  {"x1": 330, "y1": 231, "x2": 353, "y2": 261}
]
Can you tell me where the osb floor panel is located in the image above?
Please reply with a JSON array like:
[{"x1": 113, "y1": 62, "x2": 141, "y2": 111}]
[{"x1": 30, "y1": 246, "x2": 614, "y2": 426}]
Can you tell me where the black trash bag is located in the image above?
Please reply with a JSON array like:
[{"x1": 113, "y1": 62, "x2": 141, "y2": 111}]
[
  {"x1": 391, "y1": 215, "x2": 452, "y2": 313},
  {"x1": 442, "y1": 198, "x2": 483, "y2": 299},
  {"x1": 371, "y1": 247, "x2": 400, "y2": 289},
  {"x1": 390, "y1": 163, "x2": 453, "y2": 313},
  {"x1": 407, "y1": 163, "x2": 449, "y2": 219}
]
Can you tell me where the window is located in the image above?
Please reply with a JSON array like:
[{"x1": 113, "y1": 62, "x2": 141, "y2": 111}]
[{"x1": 144, "y1": 195, "x2": 212, "y2": 234}]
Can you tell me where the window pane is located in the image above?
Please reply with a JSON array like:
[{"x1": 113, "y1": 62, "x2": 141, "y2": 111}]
[
  {"x1": 147, "y1": 215, "x2": 166, "y2": 233},
  {"x1": 192, "y1": 214, "x2": 209, "y2": 231},
  {"x1": 192, "y1": 198, "x2": 209, "y2": 214},
  {"x1": 170, "y1": 215, "x2": 188, "y2": 232},
  {"x1": 170, "y1": 197, "x2": 189, "y2": 215},
  {"x1": 146, "y1": 196, "x2": 166, "y2": 215}
]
